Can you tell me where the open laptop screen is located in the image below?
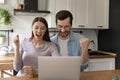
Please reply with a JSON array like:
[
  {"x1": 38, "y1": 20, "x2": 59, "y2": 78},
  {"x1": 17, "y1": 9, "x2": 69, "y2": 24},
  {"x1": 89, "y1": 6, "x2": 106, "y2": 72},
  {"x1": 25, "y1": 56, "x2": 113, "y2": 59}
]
[{"x1": 38, "y1": 56, "x2": 81, "y2": 80}]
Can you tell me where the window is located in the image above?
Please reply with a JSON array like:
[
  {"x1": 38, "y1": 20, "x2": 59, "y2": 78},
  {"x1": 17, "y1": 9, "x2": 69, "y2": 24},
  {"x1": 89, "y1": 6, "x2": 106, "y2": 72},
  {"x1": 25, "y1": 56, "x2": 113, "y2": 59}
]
[{"x1": 0, "y1": 0, "x2": 4, "y2": 4}]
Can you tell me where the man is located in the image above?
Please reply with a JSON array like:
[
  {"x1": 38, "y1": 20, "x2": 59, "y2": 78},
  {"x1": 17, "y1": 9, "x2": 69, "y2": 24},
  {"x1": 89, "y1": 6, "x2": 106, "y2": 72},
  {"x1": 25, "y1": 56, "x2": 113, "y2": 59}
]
[{"x1": 51, "y1": 10, "x2": 90, "y2": 71}]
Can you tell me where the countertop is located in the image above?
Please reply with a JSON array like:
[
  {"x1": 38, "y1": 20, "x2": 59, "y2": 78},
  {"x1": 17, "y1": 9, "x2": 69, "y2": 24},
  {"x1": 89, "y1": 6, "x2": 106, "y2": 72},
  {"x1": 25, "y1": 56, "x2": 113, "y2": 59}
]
[
  {"x1": 89, "y1": 50, "x2": 117, "y2": 59},
  {"x1": 1, "y1": 70, "x2": 120, "y2": 80},
  {"x1": 0, "y1": 53, "x2": 14, "y2": 63},
  {"x1": 80, "y1": 70, "x2": 120, "y2": 80}
]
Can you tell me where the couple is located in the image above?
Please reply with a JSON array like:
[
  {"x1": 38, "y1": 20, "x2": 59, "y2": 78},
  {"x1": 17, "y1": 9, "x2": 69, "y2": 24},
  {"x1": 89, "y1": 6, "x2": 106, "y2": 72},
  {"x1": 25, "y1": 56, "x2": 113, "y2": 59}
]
[{"x1": 13, "y1": 10, "x2": 90, "y2": 77}]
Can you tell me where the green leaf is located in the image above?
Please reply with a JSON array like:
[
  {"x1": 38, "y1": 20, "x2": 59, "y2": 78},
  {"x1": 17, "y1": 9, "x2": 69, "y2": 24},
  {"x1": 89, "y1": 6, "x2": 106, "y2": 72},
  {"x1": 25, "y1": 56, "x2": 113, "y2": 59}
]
[{"x1": 0, "y1": 8, "x2": 12, "y2": 26}]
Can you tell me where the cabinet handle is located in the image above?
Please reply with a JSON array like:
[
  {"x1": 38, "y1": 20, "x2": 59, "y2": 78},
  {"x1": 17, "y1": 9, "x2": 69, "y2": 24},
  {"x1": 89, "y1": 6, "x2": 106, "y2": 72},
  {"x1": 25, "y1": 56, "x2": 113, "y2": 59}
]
[
  {"x1": 78, "y1": 25, "x2": 85, "y2": 27},
  {"x1": 97, "y1": 26, "x2": 103, "y2": 28}
]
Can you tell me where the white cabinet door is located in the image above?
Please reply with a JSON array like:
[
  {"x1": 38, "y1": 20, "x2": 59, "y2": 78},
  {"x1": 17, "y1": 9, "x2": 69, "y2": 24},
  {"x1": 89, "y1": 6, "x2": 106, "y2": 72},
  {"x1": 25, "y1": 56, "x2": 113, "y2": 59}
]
[
  {"x1": 47, "y1": 0, "x2": 109, "y2": 29},
  {"x1": 87, "y1": 0, "x2": 109, "y2": 29},
  {"x1": 72, "y1": 0, "x2": 109, "y2": 29},
  {"x1": 71, "y1": 0, "x2": 88, "y2": 28},
  {"x1": 54, "y1": 0, "x2": 70, "y2": 13},
  {"x1": 47, "y1": 0, "x2": 71, "y2": 28},
  {"x1": 86, "y1": 58, "x2": 115, "y2": 71}
]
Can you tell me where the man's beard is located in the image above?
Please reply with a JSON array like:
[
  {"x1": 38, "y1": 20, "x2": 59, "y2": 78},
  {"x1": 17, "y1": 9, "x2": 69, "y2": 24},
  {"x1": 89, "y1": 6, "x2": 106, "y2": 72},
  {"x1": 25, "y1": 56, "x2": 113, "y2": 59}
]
[{"x1": 59, "y1": 31, "x2": 70, "y2": 39}]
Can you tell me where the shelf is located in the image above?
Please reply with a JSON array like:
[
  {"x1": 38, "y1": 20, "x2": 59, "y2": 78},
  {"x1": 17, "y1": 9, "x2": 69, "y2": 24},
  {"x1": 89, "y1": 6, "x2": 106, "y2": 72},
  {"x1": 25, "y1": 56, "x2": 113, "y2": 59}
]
[
  {"x1": 0, "y1": 29, "x2": 13, "y2": 46},
  {"x1": 14, "y1": 9, "x2": 50, "y2": 16},
  {"x1": 0, "y1": 29, "x2": 13, "y2": 32}
]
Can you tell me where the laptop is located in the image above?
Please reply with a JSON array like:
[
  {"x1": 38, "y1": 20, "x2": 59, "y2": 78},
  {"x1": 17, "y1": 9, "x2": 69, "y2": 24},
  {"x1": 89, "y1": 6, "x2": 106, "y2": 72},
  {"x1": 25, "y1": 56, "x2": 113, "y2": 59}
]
[{"x1": 38, "y1": 56, "x2": 81, "y2": 80}]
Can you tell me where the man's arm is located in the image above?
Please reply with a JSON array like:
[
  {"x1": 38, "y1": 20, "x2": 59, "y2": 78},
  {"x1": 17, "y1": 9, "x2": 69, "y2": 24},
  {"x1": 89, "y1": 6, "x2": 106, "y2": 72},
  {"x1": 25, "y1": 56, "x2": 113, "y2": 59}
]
[{"x1": 80, "y1": 38, "x2": 90, "y2": 64}]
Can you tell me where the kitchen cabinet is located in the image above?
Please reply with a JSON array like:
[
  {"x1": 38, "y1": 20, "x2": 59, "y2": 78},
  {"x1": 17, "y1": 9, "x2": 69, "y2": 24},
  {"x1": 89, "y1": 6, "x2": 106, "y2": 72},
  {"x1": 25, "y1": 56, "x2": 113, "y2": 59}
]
[
  {"x1": 87, "y1": 58, "x2": 115, "y2": 71},
  {"x1": 84, "y1": 50, "x2": 116, "y2": 71},
  {"x1": 47, "y1": 0, "x2": 71, "y2": 27},
  {"x1": 71, "y1": 0, "x2": 109, "y2": 29},
  {"x1": 88, "y1": 0, "x2": 109, "y2": 29},
  {"x1": 48, "y1": 0, "x2": 109, "y2": 29},
  {"x1": 70, "y1": 0, "x2": 88, "y2": 28}
]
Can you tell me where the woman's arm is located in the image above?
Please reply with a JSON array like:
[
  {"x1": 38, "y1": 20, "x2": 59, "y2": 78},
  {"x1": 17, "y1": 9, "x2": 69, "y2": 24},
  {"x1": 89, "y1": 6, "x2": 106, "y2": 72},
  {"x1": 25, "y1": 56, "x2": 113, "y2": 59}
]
[
  {"x1": 13, "y1": 35, "x2": 20, "y2": 63},
  {"x1": 13, "y1": 35, "x2": 23, "y2": 71}
]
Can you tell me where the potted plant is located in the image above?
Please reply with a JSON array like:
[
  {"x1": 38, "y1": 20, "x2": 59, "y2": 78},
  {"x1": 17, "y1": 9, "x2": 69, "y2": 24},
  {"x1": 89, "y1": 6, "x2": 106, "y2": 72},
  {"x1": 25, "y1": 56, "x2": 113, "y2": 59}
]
[
  {"x1": 0, "y1": 8, "x2": 12, "y2": 26},
  {"x1": 0, "y1": 34, "x2": 6, "y2": 44}
]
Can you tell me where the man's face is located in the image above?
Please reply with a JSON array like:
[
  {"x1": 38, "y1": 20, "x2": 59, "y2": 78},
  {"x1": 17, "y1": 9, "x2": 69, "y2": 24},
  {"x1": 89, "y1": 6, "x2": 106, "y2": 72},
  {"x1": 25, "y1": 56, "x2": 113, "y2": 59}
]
[{"x1": 57, "y1": 17, "x2": 71, "y2": 39}]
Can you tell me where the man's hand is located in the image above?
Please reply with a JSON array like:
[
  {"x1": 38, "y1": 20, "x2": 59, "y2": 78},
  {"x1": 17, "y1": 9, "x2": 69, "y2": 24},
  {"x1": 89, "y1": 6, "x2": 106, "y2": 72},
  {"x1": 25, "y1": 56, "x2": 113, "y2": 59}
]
[{"x1": 80, "y1": 38, "x2": 90, "y2": 64}]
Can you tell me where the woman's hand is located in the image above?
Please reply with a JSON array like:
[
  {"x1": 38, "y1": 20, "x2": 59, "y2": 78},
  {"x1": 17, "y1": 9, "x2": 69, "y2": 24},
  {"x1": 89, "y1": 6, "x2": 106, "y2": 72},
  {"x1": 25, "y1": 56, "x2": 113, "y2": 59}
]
[
  {"x1": 22, "y1": 66, "x2": 38, "y2": 77},
  {"x1": 13, "y1": 35, "x2": 20, "y2": 48}
]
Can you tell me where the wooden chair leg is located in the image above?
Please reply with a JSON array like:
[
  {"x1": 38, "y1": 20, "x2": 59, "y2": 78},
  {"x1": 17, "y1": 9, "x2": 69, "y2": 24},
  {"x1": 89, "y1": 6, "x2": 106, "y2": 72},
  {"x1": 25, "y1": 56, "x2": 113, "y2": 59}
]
[
  {"x1": 1, "y1": 70, "x2": 14, "y2": 77},
  {"x1": 0, "y1": 63, "x2": 14, "y2": 78},
  {"x1": 0, "y1": 71, "x2": 4, "y2": 78}
]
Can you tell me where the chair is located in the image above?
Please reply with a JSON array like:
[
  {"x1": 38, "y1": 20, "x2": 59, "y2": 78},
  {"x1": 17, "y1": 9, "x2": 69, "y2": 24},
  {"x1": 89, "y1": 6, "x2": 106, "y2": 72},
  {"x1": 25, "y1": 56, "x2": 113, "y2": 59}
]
[{"x1": 0, "y1": 63, "x2": 14, "y2": 78}]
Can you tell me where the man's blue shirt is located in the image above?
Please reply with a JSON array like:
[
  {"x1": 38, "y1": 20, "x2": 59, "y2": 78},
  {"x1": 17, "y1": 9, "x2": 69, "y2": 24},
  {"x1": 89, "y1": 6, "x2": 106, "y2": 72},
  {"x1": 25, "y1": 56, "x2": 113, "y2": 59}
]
[{"x1": 51, "y1": 31, "x2": 89, "y2": 71}]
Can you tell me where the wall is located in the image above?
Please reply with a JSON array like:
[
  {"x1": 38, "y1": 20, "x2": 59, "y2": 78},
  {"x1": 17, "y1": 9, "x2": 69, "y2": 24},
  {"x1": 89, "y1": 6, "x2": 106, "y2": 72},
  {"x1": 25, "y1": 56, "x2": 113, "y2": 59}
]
[
  {"x1": 0, "y1": 0, "x2": 39, "y2": 47},
  {"x1": 0, "y1": 0, "x2": 98, "y2": 51},
  {"x1": 98, "y1": 0, "x2": 120, "y2": 69}
]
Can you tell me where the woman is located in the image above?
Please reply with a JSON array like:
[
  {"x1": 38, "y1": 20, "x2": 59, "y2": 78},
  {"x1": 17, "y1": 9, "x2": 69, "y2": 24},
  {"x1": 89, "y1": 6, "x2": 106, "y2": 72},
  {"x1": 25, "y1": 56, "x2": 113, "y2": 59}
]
[{"x1": 13, "y1": 17, "x2": 60, "y2": 77}]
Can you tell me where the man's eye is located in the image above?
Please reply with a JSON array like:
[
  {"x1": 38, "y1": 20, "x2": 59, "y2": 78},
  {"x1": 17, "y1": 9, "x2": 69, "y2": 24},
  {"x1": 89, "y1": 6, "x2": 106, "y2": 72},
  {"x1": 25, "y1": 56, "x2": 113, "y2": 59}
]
[
  {"x1": 40, "y1": 28, "x2": 45, "y2": 30},
  {"x1": 58, "y1": 26, "x2": 62, "y2": 28}
]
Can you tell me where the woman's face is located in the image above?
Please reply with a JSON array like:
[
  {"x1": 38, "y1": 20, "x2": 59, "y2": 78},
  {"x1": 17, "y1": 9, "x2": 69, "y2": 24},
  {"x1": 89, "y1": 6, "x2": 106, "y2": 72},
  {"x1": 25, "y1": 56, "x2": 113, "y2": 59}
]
[{"x1": 32, "y1": 21, "x2": 47, "y2": 41}]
